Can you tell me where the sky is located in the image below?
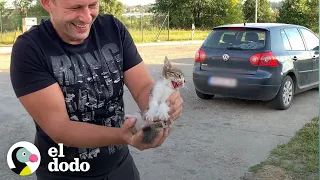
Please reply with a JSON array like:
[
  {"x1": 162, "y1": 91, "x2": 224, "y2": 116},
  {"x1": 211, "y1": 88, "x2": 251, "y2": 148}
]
[{"x1": 118, "y1": 0, "x2": 282, "y2": 6}]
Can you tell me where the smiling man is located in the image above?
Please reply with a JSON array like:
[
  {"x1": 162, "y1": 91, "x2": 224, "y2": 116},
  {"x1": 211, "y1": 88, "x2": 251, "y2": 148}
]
[{"x1": 9, "y1": 0, "x2": 184, "y2": 180}]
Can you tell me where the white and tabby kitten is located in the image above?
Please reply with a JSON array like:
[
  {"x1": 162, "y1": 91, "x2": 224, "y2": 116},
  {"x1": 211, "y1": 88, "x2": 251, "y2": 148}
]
[
  {"x1": 144, "y1": 56, "x2": 185, "y2": 122},
  {"x1": 125, "y1": 56, "x2": 185, "y2": 144}
]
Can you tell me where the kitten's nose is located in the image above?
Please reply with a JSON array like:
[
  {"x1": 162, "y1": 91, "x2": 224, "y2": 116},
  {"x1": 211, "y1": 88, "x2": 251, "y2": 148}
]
[{"x1": 184, "y1": 79, "x2": 186, "y2": 83}]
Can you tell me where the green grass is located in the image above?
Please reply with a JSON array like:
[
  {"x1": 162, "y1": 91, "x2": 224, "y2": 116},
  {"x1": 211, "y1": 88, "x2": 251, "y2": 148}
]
[
  {"x1": 0, "y1": 31, "x2": 21, "y2": 45},
  {"x1": 0, "y1": 29, "x2": 211, "y2": 46},
  {"x1": 249, "y1": 117, "x2": 319, "y2": 180},
  {"x1": 129, "y1": 29, "x2": 211, "y2": 43}
]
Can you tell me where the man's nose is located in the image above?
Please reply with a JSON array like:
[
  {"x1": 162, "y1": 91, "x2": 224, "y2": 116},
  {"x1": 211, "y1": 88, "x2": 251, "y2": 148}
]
[{"x1": 79, "y1": 7, "x2": 92, "y2": 23}]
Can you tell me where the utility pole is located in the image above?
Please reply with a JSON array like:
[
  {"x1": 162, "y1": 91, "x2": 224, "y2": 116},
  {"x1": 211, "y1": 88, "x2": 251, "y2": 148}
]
[{"x1": 255, "y1": 0, "x2": 258, "y2": 23}]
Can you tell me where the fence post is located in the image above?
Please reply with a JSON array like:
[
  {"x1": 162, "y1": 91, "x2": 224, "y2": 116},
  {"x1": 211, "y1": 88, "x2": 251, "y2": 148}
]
[
  {"x1": 191, "y1": 23, "x2": 195, "y2": 40},
  {"x1": 155, "y1": 13, "x2": 169, "y2": 42},
  {"x1": 141, "y1": 11, "x2": 144, "y2": 42},
  {"x1": 167, "y1": 11, "x2": 169, "y2": 41}
]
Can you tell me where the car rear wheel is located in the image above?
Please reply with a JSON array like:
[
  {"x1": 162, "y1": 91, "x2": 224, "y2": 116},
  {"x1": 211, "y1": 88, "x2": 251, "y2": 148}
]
[
  {"x1": 271, "y1": 76, "x2": 294, "y2": 110},
  {"x1": 195, "y1": 89, "x2": 214, "y2": 99}
]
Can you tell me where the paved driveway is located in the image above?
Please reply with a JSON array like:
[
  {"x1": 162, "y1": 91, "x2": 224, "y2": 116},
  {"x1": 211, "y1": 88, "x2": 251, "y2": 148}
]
[{"x1": 0, "y1": 44, "x2": 318, "y2": 180}]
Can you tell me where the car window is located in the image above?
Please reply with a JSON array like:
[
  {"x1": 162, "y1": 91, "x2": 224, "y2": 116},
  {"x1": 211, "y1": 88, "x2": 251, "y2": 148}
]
[
  {"x1": 299, "y1": 28, "x2": 319, "y2": 51},
  {"x1": 283, "y1": 28, "x2": 306, "y2": 51},
  {"x1": 280, "y1": 30, "x2": 292, "y2": 50},
  {"x1": 202, "y1": 29, "x2": 266, "y2": 50}
]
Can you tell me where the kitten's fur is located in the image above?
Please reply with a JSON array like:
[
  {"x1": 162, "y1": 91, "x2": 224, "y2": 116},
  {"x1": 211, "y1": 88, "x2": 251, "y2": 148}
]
[
  {"x1": 144, "y1": 56, "x2": 185, "y2": 122},
  {"x1": 125, "y1": 56, "x2": 185, "y2": 144},
  {"x1": 125, "y1": 112, "x2": 172, "y2": 144}
]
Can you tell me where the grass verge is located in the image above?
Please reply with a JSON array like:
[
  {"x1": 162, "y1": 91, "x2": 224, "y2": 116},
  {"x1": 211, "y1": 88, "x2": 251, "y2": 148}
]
[
  {"x1": 0, "y1": 29, "x2": 211, "y2": 46},
  {"x1": 243, "y1": 117, "x2": 319, "y2": 180},
  {"x1": 129, "y1": 29, "x2": 211, "y2": 43}
]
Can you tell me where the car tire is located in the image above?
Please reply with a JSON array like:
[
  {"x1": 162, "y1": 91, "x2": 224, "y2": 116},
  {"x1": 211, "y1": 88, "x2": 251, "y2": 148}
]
[
  {"x1": 271, "y1": 76, "x2": 294, "y2": 110},
  {"x1": 195, "y1": 89, "x2": 214, "y2": 99}
]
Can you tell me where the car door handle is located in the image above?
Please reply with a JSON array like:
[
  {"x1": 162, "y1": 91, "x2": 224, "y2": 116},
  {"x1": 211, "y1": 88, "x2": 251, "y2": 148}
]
[
  {"x1": 312, "y1": 55, "x2": 319, "y2": 60},
  {"x1": 292, "y1": 56, "x2": 298, "y2": 61}
]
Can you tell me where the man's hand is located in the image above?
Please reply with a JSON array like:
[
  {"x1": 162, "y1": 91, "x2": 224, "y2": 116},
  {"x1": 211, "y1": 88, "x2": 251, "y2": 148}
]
[
  {"x1": 121, "y1": 118, "x2": 169, "y2": 151},
  {"x1": 167, "y1": 90, "x2": 184, "y2": 121}
]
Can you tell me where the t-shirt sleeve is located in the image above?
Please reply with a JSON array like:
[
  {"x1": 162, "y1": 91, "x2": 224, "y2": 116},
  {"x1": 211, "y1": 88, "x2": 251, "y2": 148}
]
[
  {"x1": 10, "y1": 35, "x2": 57, "y2": 98},
  {"x1": 114, "y1": 17, "x2": 143, "y2": 72}
]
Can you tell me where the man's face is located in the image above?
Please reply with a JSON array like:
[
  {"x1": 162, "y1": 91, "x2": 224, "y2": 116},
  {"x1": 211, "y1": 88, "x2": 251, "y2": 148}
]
[{"x1": 48, "y1": 0, "x2": 99, "y2": 44}]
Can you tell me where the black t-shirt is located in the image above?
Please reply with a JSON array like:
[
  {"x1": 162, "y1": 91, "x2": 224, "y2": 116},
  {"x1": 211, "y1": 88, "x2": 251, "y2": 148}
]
[{"x1": 10, "y1": 14, "x2": 142, "y2": 179}]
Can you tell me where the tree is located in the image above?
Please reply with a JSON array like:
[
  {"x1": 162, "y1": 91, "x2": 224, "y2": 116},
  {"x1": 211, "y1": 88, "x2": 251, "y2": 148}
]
[
  {"x1": 151, "y1": 0, "x2": 195, "y2": 29},
  {"x1": 99, "y1": 0, "x2": 125, "y2": 17},
  {"x1": 151, "y1": 0, "x2": 244, "y2": 29},
  {"x1": 0, "y1": 1, "x2": 5, "y2": 33},
  {"x1": 277, "y1": 0, "x2": 318, "y2": 32},
  {"x1": 243, "y1": 0, "x2": 276, "y2": 23},
  {"x1": 305, "y1": 0, "x2": 318, "y2": 32},
  {"x1": 28, "y1": 0, "x2": 49, "y2": 18},
  {"x1": 212, "y1": 0, "x2": 244, "y2": 26},
  {"x1": 13, "y1": 0, "x2": 33, "y2": 17}
]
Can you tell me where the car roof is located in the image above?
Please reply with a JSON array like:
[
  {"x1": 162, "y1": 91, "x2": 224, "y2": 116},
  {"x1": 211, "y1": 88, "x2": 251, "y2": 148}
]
[{"x1": 213, "y1": 23, "x2": 306, "y2": 31}]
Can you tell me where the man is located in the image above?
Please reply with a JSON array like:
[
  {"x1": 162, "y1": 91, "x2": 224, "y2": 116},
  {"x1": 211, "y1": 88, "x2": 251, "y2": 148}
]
[{"x1": 9, "y1": 0, "x2": 183, "y2": 179}]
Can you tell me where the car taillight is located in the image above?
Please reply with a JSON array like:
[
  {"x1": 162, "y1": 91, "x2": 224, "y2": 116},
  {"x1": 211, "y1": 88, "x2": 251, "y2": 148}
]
[
  {"x1": 250, "y1": 52, "x2": 278, "y2": 67},
  {"x1": 195, "y1": 49, "x2": 206, "y2": 62}
]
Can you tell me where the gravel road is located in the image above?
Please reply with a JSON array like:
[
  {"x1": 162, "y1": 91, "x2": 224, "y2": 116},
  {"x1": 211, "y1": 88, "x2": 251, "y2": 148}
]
[{"x1": 0, "y1": 44, "x2": 318, "y2": 180}]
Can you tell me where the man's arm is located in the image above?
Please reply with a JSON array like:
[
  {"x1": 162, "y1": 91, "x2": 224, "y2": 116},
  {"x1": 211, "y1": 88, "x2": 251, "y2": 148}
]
[
  {"x1": 10, "y1": 36, "x2": 131, "y2": 149},
  {"x1": 11, "y1": 29, "x2": 164, "y2": 151},
  {"x1": 18, "y1": 83, "x2": 127, "y2": 148},
  {"x1": 113, "y1": 17, "x2": 155, "y2": 112},
  {"x1": 124, "y1": 61, "x2": 154, "y2": 112}
]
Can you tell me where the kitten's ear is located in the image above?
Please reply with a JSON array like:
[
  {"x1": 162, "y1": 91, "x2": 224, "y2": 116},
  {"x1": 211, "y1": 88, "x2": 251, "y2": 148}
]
[{"x1": 164, "y1": 56, "x2": 172, "y2": 69}]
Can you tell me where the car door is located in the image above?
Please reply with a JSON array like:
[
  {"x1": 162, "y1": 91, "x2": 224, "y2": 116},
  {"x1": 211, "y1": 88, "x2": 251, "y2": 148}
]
[
  {"x1": 282, "y1": 28, "x2": 313, "y2": 88},
  {"x1": 298, "y1": 28, "x2": 319, "y2": 86}
]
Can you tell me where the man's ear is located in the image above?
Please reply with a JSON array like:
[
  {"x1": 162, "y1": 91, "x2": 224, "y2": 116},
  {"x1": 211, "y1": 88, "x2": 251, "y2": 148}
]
[{"x1": 40, "y1": 0, "x2": 53, "y2": 13}]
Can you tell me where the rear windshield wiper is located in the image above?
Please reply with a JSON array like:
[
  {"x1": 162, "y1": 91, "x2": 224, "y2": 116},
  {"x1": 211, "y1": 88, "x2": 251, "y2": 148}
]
[{"x1": 226, "y1": 46, "x2": 244, "y2": 50}]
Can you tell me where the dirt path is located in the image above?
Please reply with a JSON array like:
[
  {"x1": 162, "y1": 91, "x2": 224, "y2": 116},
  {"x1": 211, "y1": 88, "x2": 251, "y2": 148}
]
[
  {"x1": 0, "y1": 44, "x2": 319, "y2": 180},
  {"x1": 0, "y1": 54, "x2": 10, "y2": 72},
  {"x1": 137, "y1": 44, "x2": 200, "y2": 64}
]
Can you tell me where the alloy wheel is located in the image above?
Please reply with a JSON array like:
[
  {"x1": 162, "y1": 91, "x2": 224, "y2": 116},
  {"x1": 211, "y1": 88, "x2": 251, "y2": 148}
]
[{"x1": 282, "y1": 80, "x2": 293, "y2": 107}]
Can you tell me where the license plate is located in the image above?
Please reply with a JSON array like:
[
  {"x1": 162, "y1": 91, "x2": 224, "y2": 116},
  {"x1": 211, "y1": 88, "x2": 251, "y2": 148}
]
[{"x1": 208, "y1": 77, "x2": 237, "y2": 88}]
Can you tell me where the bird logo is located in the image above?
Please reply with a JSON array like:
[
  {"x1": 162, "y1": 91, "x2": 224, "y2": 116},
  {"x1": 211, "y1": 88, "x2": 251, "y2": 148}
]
[{"x1": 7, "y1": 141, "x2": 41, "y2": 176}]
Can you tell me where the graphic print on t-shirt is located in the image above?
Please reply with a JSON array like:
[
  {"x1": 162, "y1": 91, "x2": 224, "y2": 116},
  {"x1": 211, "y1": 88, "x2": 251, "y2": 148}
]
[{"x1": 50, "y1": 42, "x2": 125, "y2": 160}]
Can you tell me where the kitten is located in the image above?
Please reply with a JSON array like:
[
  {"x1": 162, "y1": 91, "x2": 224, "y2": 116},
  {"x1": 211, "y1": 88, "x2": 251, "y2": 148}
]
[
  {"x1": 124, "y1": 56, "x2": 185, "y2": 144},
  {"x1": 144, "y1": 56, "x2": 185, "y2": 122}
]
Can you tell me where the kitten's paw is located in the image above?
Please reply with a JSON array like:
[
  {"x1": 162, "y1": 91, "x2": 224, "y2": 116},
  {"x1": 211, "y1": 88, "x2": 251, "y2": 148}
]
[
  {"x1": 144, "y1": 108, "x2": 157, "y2": 122},
  {"x1": 156, "y1": 103, "x2": 170, "y2": 121},
  {"x1": 144, "y1": 101, "x2": 159, "y2": 121}
]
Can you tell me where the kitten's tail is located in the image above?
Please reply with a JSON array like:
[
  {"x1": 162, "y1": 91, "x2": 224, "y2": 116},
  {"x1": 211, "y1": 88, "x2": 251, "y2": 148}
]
[
  {"x1": 125, "y1": 113, "x2": 165, "y2": 144},
  {"x1": 141, "y1": 123, "x2": 162, "y2": 144}
]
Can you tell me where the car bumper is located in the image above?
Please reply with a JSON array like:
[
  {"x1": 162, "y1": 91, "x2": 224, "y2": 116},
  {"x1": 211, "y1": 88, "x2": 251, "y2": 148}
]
[{"x1": 193, "y1": 69, "x2": 281, "y2": 101}]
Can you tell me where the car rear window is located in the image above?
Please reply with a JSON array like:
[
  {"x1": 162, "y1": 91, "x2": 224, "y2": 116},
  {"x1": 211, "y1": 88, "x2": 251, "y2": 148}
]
[{"x1": 202, "y1": 28, "x2": 267, "y2": 50}]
